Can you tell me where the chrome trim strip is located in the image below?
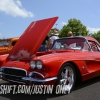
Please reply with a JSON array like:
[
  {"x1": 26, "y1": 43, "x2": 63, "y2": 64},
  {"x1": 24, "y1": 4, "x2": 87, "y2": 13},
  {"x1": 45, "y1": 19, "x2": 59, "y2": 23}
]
[{"x1": 22, "y1": 77, "x2": 57, "y2": 82}]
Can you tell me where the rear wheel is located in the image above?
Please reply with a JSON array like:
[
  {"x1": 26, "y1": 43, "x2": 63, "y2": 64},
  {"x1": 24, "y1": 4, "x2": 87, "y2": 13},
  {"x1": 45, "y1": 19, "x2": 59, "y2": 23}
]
[{"x1": 54, "y1": 63, "x2": 76, "y2": 94}]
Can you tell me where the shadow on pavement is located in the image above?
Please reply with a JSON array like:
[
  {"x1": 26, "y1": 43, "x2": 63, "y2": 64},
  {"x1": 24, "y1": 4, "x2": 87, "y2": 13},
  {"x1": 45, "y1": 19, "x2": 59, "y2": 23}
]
[{"x1": 74, "y1": 76, "x2": 100, "y2": 91}]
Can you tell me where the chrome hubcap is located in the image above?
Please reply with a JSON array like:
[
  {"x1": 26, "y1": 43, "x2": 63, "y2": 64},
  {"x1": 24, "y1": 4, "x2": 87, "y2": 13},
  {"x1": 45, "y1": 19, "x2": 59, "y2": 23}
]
[{"x1": 59, "y1": 66, "x2": 74, "y2": 93}]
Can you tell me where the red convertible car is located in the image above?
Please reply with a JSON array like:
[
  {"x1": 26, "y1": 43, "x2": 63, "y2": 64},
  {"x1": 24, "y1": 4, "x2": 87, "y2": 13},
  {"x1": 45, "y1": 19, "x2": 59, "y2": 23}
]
[{"x1": 0, "y1": 17, "x2": 100, "y2": 94}]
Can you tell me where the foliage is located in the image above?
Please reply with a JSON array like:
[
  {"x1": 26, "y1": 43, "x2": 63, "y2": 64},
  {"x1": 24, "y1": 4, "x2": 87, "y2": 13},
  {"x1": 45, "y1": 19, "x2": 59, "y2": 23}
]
[
  {"x1": 59, "y1": 18, "x2": 88, "y2": 38},
  {"x1": 48, "y1": 28, "x2": 59, "y2": 36},
  {"x1": 91, "y1": 31, "x2": 100, "y2": 43}
]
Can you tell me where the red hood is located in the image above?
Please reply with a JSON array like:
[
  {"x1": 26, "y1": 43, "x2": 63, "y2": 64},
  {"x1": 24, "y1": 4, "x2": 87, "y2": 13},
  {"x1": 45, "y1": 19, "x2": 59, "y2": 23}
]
[{"x1": 8, "y1": 17, "x2": 58, "y2": 60}]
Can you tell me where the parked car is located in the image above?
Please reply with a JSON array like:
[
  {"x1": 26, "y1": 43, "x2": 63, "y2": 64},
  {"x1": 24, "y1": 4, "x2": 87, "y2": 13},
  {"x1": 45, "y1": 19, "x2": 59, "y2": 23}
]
[
  {"x1": 0, "y1": 37, "x2": 19, "y2": 55},
  {"x1": 0, "y1": 17, "x2": 100, "y2": 94}
]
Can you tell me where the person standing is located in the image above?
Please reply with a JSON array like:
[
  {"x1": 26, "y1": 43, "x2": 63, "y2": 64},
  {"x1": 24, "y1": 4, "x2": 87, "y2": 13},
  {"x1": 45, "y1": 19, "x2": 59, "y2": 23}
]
[{"x1": 48, "y1": 28, "x2": 59, "y2": 49}]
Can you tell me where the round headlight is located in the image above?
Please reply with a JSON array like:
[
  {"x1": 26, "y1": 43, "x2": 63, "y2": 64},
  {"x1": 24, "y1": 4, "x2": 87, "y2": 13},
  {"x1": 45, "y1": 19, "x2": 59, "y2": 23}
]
[
  {"x1": 30, "y1": 60, "x2": 35, "y2": 69},
  {"x1": 36, "y1": 61, "x2": 42, "y2": 70}
]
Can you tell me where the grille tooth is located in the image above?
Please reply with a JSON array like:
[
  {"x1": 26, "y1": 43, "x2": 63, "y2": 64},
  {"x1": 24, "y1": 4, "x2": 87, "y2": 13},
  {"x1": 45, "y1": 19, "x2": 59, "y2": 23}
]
[
  {"x1": 2, "y1": 68, "x2": 26, "y2": 83},
  {"x1": 3, "y1": 68, "x2": 26, "y2": 77}
]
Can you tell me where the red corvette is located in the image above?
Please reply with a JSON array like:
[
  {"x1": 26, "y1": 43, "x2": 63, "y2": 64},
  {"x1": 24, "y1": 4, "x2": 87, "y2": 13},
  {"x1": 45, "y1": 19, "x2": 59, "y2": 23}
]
[{"x1": 0, "y1": 17, "x2": 100, "y2": 94}]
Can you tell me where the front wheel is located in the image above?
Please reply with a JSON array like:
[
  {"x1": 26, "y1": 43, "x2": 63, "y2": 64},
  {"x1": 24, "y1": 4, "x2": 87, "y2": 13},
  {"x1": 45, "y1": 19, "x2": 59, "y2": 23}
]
[{"x1": 54, "y1": 63, "x2": 76, "y2": 94}]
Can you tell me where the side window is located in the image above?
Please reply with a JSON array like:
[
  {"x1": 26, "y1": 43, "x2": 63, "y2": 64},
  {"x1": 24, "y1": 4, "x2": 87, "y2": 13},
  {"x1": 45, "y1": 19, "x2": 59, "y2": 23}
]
[
  {"x1": 52, "y1": 41, "x2": 60, "y2": 49},
  {"x1": 0, "y1": 40, "x2": 10, "y2": 47},
  {"x1": 88, "y1": 41, "x2": 100, "y2": 52},
  {"x1": 96, "y1": 44, "x2": 100, "y2": 51},
  {"x1": 82, "y1": 41, "x2": 90, "y2": 51}
]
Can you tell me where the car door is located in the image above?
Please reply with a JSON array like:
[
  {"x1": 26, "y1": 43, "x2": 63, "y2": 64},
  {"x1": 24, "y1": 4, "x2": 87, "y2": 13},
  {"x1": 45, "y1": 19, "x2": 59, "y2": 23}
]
[{"x1": 0, "y1": 46, "x2": 8, "y2": 55}]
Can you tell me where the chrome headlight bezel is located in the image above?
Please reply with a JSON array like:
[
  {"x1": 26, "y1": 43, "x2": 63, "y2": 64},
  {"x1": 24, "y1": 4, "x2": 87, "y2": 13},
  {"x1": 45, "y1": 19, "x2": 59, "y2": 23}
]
[
  {"x1": 30, "y1": 60, "x2": 35, "y2": 69},
  {"x1": 36, "y1": 60, "x2": 43, "y2": 70}
]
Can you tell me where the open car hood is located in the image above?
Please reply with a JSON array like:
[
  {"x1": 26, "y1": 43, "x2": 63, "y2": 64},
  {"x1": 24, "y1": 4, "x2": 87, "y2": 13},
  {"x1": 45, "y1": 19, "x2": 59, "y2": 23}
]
[{"x1": 8, "y1": 17, "x2": 58, "y2": 60}]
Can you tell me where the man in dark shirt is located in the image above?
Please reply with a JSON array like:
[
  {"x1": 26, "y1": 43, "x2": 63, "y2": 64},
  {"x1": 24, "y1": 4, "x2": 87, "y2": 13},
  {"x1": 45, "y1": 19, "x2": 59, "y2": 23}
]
[{"x1": 38, "y1": 36, "x2": 49, "y2": 52}]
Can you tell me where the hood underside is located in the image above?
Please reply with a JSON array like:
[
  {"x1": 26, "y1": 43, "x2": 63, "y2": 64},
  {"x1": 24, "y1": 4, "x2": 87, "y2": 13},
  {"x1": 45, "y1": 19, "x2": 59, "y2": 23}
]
[{"x1": 8, "y1": 17, "x2": 58, "y2": 60}]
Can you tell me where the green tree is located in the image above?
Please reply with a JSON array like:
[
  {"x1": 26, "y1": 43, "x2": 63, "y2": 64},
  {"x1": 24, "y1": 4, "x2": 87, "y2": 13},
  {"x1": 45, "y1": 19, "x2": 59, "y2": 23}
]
[
  {"x1": 91, "y1": 31, "x2": 100, "y2": 43},
  {"x1": 48, "y1": 28, "x2": 59, "y2": 36},
  {"x1": 59, "y1": 18, "x2": 88, "y2": 37}
]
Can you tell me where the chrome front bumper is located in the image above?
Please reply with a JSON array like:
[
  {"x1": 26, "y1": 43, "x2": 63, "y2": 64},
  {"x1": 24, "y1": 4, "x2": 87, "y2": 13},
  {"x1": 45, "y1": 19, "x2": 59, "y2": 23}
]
[
  {"x1": 22, "y1": 77, "x2": 57, "y2": 83},
  {"x1": 0, "y1": 67, "x2": 57, "y2": 84}
]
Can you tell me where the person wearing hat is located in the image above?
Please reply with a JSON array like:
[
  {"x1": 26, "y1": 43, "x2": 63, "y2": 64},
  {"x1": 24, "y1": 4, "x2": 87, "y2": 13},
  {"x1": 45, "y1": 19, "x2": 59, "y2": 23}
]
[
  {"x1": 48, "y1": 28, "x2": 59, "y2": 49},
  {"x1": 68, "y1": 31, "x2": 73, "y2": 37}
]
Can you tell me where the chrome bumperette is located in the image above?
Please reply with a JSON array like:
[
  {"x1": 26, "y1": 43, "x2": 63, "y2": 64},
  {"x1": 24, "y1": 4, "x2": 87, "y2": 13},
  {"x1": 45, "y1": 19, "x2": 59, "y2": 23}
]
[
  {"x1": 23, "y1": 71, "x2": 57, "y2": 83},
  {"x1": 29, "y1": 71, "x2": 44, "y2": 78}
]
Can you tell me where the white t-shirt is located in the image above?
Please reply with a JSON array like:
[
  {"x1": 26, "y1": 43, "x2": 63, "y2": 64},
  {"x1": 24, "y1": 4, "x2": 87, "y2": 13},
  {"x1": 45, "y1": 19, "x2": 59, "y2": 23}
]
[{"x1": 50, "y1": 35, "x2": 59, "y2": 44}]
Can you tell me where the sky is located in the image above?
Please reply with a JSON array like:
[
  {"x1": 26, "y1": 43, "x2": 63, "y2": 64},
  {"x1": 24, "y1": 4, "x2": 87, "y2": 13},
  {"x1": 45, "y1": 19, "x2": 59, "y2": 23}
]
[{"x1": 0, "y1": 0, "x2": 100, "y2": 39}]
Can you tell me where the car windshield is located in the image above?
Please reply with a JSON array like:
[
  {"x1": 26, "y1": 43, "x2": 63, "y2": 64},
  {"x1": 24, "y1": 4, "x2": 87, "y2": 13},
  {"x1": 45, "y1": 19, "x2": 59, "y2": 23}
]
[
  {"x1": 51, "y1": 37, "x2": 89, "y2": 51},
  {"x1": 0, "y1": 40, "x2": 10, "y2": 47}
]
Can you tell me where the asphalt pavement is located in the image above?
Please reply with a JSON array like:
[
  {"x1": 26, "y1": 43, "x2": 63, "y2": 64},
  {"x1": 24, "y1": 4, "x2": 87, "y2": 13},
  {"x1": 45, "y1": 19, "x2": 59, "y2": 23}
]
[{"x1": 0, "y1": 76, "x2": 100, "y2": 100}]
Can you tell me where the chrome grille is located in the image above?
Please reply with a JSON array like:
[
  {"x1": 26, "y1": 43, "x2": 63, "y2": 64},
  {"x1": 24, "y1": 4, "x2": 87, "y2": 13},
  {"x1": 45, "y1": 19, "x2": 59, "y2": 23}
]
[
  {"x1": 2, "y1": 67, "x2": 27, "y2": 83},
  {"x1": 3, "y1": 68, "x2": 26, "y2": 76}
]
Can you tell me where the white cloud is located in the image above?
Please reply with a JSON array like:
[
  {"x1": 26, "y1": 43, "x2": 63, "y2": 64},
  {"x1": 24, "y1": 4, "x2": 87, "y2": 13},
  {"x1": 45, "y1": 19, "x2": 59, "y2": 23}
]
[
  {"x1": 15, "y1": 0, "x2": 22, "y2": 6},
  {"x1": 87, "y1": 27, "x2": 100, "y2": 33},
  {"x1": 61, "y1": 22, "x2": 67, "y2": 26},
  {"x1": 0, "y1": 0, "x2": 34, "y2": 18}
]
